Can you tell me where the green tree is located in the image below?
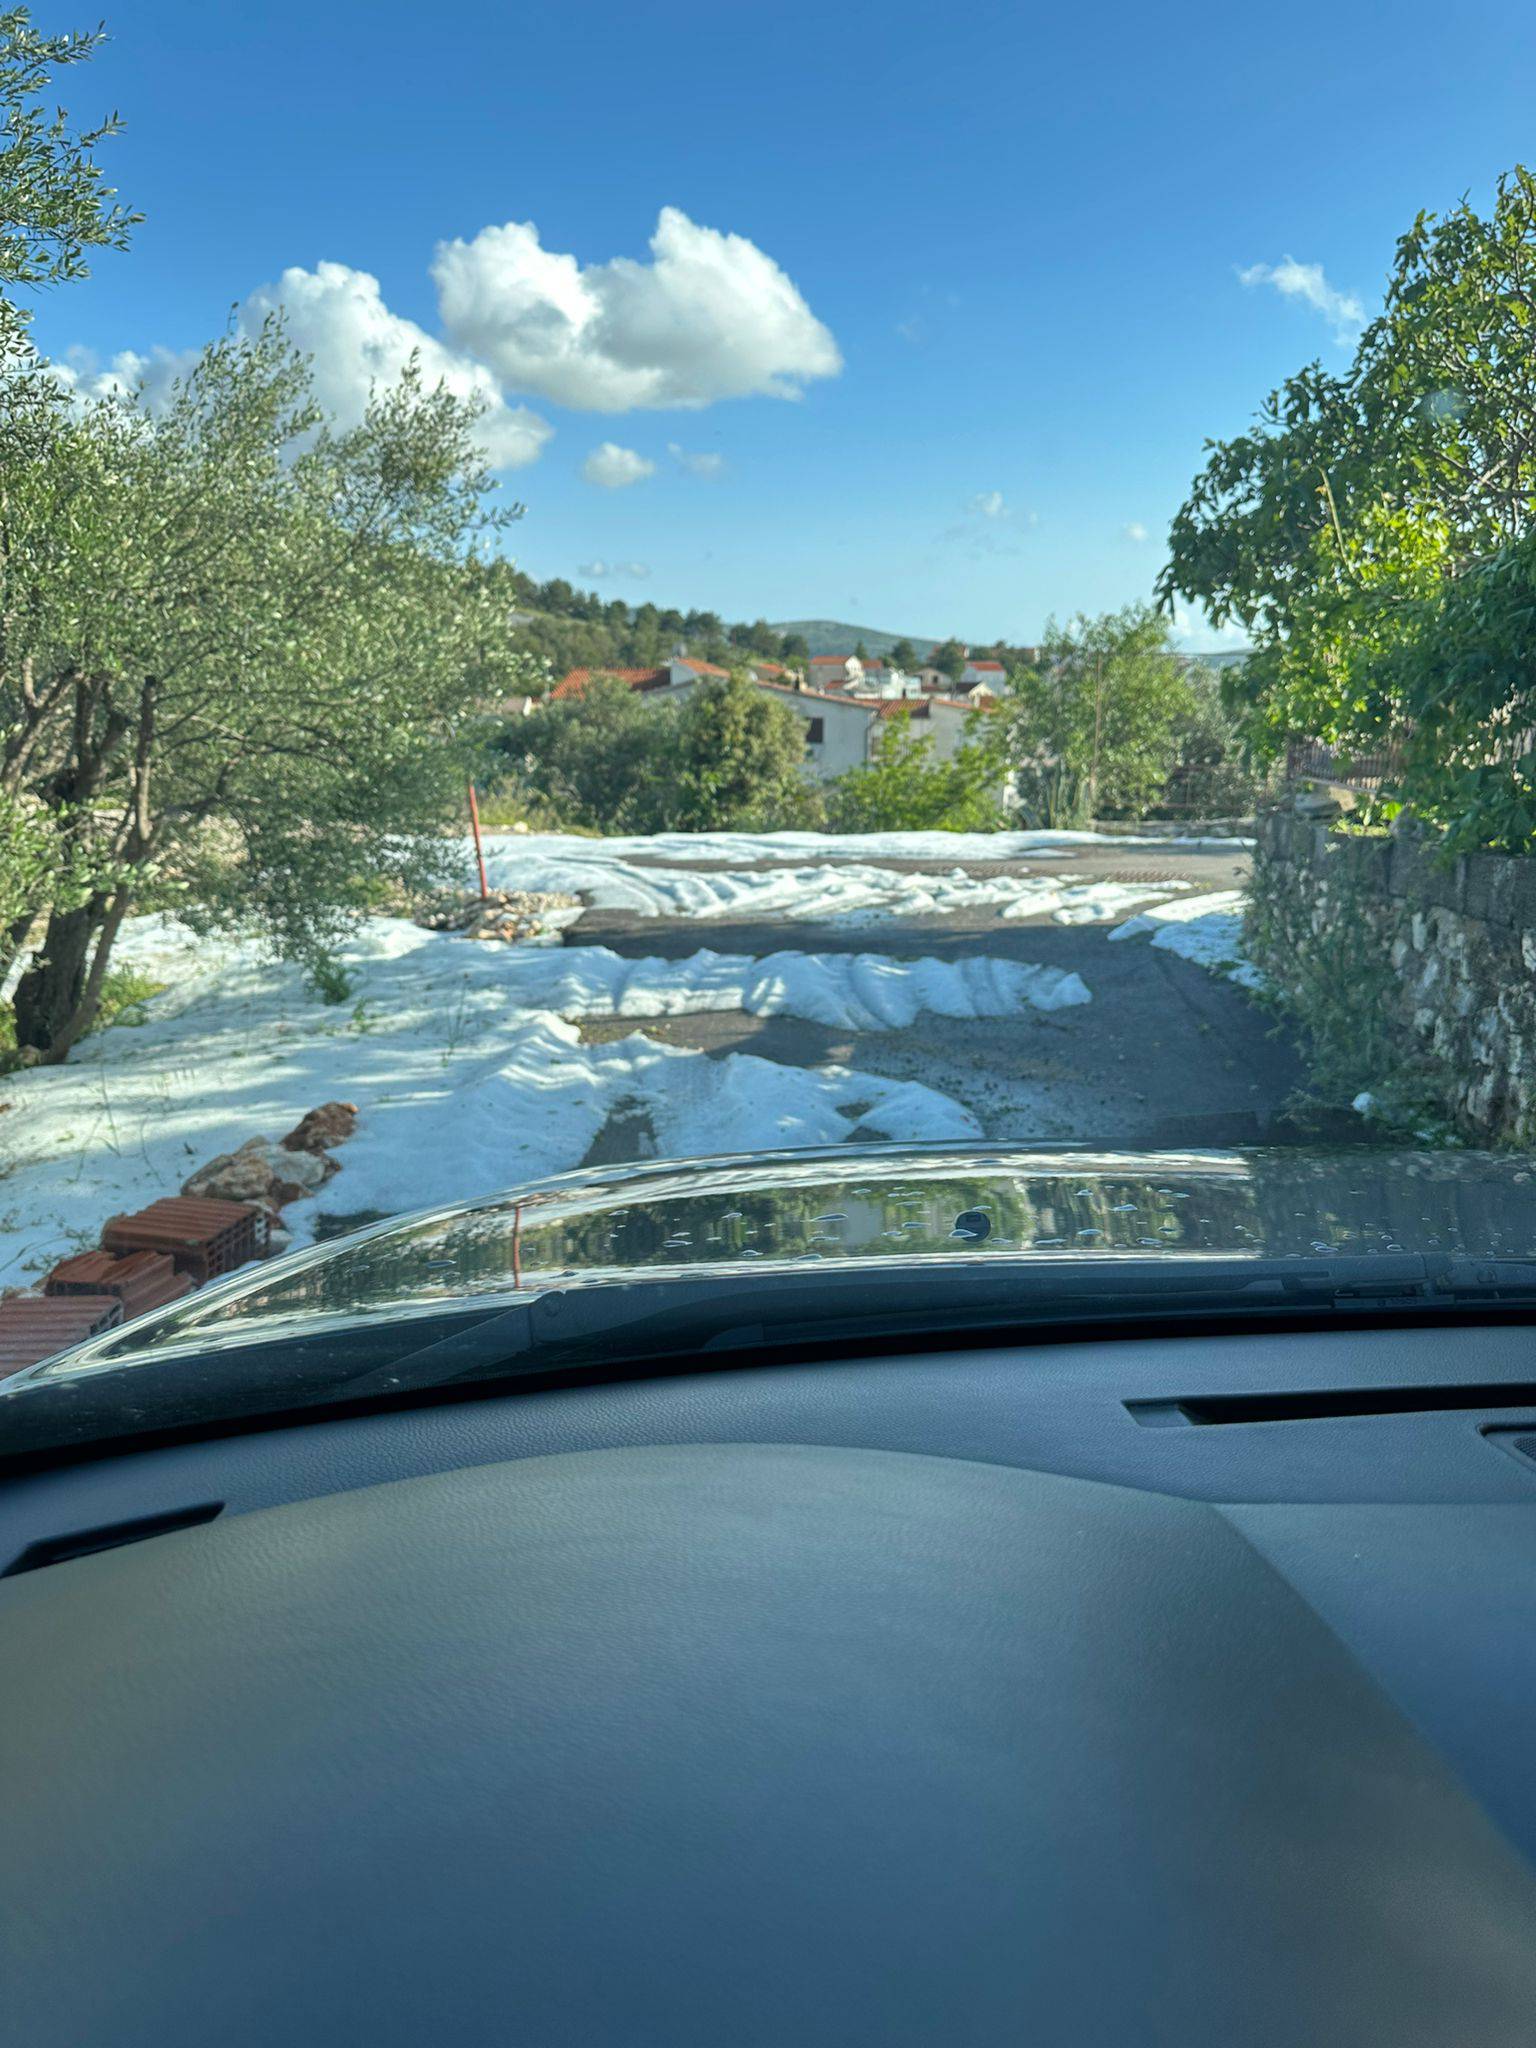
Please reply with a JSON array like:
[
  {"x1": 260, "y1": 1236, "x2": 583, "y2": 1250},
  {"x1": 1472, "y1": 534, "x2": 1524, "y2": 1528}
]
[
  {"x1": 889, "y1": 639, "x2": 917, "y2": 669},
  {"x1": 0, "y1": 8, "x2": 137, "y2": 347},
  {"x1": 1372, "y1": 532, "x2": 1536, "y2": 852},
  {"x1": 999, "y1": 607, "x2": 1192, "y2": 826},
  {"x1": 830, "y1": 710, "x2": 1001, "y2": 831},
  {"x1": 669, "y1": 673, "x2": 822, "y2": 830},
  {"x1": 505, "y1": 671, "x2": 820, "y2": 833},
  {"x1": 931, "y1": 637, "x2": 967, "y2": 683},
  {"x1": 1166, "y1": 665, "x2": 1272, "y2": 818},
  {"x1": 779, "y1": 632, "x2": 809, "y2": 661},
  {"x1": 497, "y1": 673, "x2": 673, "y2": 834},
  {"x1": 2, "y1": 321, "x2": 532, "y2": 1062},
  {"x1": 1160, "y1": 165, "x2": 1536, "y2": 768}
]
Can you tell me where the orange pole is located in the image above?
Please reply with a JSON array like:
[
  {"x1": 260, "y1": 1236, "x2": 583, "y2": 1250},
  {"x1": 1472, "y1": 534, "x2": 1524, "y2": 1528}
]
[{"x1": 467, "y1": 781, "x2": 490, "y2": 899}]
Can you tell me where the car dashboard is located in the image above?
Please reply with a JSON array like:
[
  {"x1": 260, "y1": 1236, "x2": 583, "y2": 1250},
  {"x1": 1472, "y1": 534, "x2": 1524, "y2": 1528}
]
[{"x1": 6, "y1": 1317, "x2": 1536, "y2": 2044}]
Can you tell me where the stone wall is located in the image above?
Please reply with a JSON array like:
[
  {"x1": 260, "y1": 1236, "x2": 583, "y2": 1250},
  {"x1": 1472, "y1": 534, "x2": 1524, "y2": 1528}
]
[{"x1": 1252, "y1": 809, "x2": 1536, "y2": 1143}]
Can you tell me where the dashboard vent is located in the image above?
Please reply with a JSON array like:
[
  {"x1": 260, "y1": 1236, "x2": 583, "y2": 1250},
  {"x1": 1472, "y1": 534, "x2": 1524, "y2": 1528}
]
[
  {"x1": 2, "y1": 1502, "x2": 223, "y2": 1577},
  {"x1": 1127, "y1": 1384, "x2": 1536, "y2": 1426}
]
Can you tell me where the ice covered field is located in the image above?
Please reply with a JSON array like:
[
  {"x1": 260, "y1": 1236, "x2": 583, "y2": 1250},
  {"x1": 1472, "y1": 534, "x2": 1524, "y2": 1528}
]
[
  {"x1": 0, "y1": 917, "x2": 1098, "y2": 1282},
  {"x1": 479, "y1": 827, "x2": 1254, "y2": 866},
  {"x1": 477, "y1": 829, "x2": 1217, "y2": 925},
  {"x1": 0, "y1": 828, "x2": 1260, "y2": 1286}
]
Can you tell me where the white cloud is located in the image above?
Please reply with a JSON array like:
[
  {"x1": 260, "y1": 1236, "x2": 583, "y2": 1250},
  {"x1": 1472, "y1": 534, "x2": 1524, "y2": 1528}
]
[
  {"x1": 433, "y1": 205, "x2": 841, "y2": 412},
  {"x1": 1124, "y1": 521, "x2": 1150, "y2": 543},
  {"x1": 577, "y1": 559, "x2": 651, "y2": 580},
  {"x1": 52, "y1": 262, "x2": 554, "y2": 469},
  {"x1": 941, "y1": 488, "x2": 1030, "y2": 558},
  {"x1": 668, "y1": 441, "x2": 725, "y2": 478},
  {"x1": 1237, "y1": 257, "x2": 1365, "y2": 343},
  {"x1": 582, "y1": 441, "x2": 656, "y2": 488},
  {"x1": 47, "y1": 341, "x2": 195, "y2": 406}
]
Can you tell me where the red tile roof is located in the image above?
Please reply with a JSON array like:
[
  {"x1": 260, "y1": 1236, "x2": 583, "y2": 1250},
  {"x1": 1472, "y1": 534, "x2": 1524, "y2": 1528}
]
[
  {"x1": 966, "y1": 660, "x2": 1005, "y2": 672},
  {"x1": 552, "y1": 667, "x2": 671, "y2": 700},
  {"x1": 755, "y1": 682, "x2": 875, "y2": 709},
  {"x1": 672, "y1": 657, "x2": 731, "y2": 677}
]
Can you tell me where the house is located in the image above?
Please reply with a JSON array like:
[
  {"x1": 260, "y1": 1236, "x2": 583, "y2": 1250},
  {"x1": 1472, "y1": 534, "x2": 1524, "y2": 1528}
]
[
  {"x1": 667, "y1": 656, "x2": 733, "y2": 684},
  {"x1": 806, "y1": 654, "x2": 863, "y2": 693},
  {"x1": 959, "y1": 659, "x2": 1007, "y2": 694},
  {"x1": 758, "y1": 684, "x2": 877, "y2": 778},
  {"x1": 874, "y1": 694, "x2": 996, "y2": 763},
  {"x1": 551, "y1": 659, "x2": 734, "y2": 703},
  {"x1": 550, "y1": 666, "x2": 680, "y2": 701},
  {"x1": 549, "y1": 665, "x2": 875, "y2": 781}
]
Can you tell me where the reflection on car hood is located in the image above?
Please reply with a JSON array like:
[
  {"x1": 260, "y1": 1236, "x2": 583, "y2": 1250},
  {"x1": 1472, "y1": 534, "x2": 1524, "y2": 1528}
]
[{"x1": 31, "y1": 1140, "x2": 1536, "y2": 1377}]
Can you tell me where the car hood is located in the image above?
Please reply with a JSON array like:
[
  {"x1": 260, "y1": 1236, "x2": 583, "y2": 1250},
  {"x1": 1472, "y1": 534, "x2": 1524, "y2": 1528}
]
[{"x1": 31, "y1": 1140, "x2": 1536, "y2": 1377}]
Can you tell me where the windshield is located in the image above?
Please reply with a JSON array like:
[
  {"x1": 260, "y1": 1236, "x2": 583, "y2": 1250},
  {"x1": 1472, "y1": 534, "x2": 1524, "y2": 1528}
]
[{"x1": 5, "y1": 4, "x2": 1536, "y2": 1402}]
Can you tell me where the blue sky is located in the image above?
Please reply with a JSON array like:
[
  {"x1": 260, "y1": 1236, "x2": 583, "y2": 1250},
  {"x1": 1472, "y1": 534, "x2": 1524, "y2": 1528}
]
[{"x1": 29, "y1": 0, "x2": 1536, "y2": 645}]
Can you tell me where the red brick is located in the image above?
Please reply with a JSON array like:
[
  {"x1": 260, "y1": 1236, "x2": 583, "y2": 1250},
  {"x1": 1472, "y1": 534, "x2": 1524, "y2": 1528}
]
[
  {"x1": 102, "y1": 1197, "x2": 268, "y2": 1283},
  {"x1": 45, "y1": 1249, "x2": 195, "y2": 1319},
  {"x1": 0, "y1": 1295, "x2": 123, "y2": 1378}
]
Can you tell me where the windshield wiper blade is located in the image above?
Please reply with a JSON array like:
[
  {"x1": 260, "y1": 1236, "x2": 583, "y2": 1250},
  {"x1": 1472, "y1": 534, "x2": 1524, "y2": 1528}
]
[{"x1": 335, "y1": 1252, "x2": 1499, "y2": 1401}]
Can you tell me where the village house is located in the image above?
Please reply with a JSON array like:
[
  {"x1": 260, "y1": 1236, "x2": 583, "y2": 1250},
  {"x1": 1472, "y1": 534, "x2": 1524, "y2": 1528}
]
[
  {"x1": 959, "y1": 658, "x2": 1006, "y2": 696},
  {"x1": 551, "y1": 663, "x2": 873, "y2": 781},
  {"x1": 873, "y1": 694, "x2": 996, "y2": 763},
  {"x1": 548, "y1": 656, "x2": 1001, "y2": 786}
]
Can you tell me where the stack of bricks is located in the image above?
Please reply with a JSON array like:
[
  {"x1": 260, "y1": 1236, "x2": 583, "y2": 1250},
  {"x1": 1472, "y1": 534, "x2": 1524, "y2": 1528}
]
[
  {"x1": 46, "y1": 1250, "x2": 195, "y2": 1318},
  {"x1": 101, "y1": 1196, "x2": 269, "y2": 1283},
  {"x1": 0, "y1": 1195, "x2": 266, "y2": 1381}
]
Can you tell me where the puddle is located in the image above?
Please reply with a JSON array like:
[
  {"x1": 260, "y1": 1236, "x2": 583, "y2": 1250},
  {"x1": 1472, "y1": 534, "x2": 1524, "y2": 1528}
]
[{"x1": 581, "y1": 1096, "x2": 659, "y2": 1166}]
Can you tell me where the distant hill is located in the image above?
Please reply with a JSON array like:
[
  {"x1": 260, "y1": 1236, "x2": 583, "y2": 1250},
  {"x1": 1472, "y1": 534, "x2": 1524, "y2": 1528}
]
[
  {"x1": 769, "y1": 619, "x2": 947, "y2": 659},
  {"x1": 1181, "y1": 649, "x2": 1252, "y2": 672}
]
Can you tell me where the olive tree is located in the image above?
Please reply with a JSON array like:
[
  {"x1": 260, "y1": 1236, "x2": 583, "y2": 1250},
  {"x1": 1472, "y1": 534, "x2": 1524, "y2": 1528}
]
[
  {"x1": 1, "y1": 8, "x2": 137, "y2": 348},
  {"x1": 2, "y1": 321, "x2": 533, "y2": 1061}
]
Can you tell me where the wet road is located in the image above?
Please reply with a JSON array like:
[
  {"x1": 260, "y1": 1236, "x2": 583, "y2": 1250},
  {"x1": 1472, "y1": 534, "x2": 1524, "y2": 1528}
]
[{"x1": 567, "y1": 839, "x2": 1311, "y2": 1152}]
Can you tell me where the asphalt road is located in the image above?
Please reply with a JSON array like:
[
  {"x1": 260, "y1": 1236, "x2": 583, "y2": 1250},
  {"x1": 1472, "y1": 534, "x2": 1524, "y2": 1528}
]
[{"x1": 568, "y1": 841, "x2": 1312, "y2": 1152}]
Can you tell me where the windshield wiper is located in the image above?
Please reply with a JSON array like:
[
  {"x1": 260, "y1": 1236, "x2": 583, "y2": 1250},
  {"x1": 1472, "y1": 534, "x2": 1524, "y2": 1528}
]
[{"x1": 335, "y1": 1252, "x2": 1536, "y2": 1402}]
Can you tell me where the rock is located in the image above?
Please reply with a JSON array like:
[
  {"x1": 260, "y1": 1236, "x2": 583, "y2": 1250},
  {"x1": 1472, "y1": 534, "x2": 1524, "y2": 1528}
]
[
  {"x1": 184, "y1": 1136, "x2": 334, "y2": 1214},
  {"x1": 281, "y1": 1100, "x2": 359, "y2": 1154},
  {"x1": 413, "y1": 888, "x2": 581, "y2": 941}
]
